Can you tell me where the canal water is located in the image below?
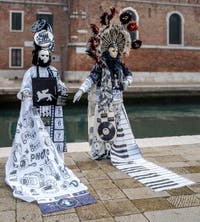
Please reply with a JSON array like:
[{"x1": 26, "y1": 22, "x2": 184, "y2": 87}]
[{"x1": 0, "y1": 102, "x2": 200, "y2": 147}]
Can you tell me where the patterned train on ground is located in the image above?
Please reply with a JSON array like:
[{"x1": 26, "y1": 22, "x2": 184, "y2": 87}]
[{"x1": 73, "y1": 7, "x2": 194, "y2": 191}]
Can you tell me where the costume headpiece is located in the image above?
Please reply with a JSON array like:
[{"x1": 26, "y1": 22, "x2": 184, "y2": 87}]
[
  {"x1": 86, "y1": 7, "x2": 142, "y2": 64},
  {"x1": 31, "y1": 18, "x2": 55, "y2": 52}
]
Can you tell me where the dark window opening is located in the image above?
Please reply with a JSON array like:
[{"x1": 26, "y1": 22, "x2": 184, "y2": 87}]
[
  {"x1": 169, "y1": 13, "x2": 182, "y2": 44},
  {"x1": 37, "y1": 13, "x2": 53, "y2": 29},
  {"x1": 11, "y1": 12, "x2": 22, "y2": 31},
  {"x1": 11, "y1": 49, "x2": 22, "y2": 67}
]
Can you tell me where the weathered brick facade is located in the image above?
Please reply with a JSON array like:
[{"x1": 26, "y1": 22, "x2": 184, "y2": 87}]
[
  {"x1": 68, "y1": 0, "x2": 200, "y2": 73},
  {"x1": 0, "y1": 0, "x2": 200, "y2": 80},
  {"x1": 0, "y1": 0, "x2": 68, "y2": 76}
]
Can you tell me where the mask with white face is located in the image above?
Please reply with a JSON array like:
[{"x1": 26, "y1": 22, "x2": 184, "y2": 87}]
[
  {"x1": 108, "y1": 46, "x2": 118, "y2": 58},
  {"x1": 38, "y1": 49, "x2": 50, "y2": 64}
]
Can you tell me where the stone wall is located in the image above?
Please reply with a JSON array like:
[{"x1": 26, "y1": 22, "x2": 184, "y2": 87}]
[{"x1": 64, "y1": 71, "x2": 200, "y2": 85}]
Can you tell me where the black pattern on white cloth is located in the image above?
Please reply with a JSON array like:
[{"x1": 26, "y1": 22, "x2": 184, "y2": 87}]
[{"x1": 110, "y1": 104, "x2": 194, "y2": 192}]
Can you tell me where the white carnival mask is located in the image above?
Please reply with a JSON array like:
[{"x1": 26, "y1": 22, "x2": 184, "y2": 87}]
[
  {"x1": 108, "y1": 46, "x2": 118, "y2": 58},
  {"x1": 38, "y1": 49, "x2": 50, "y2": 64}
]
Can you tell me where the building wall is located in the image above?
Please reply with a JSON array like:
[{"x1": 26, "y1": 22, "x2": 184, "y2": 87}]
[
  {"x1": 0, "y1": 0, "x2": 200, "y2": 81},
  {"x1": 0, "y1": 0, "x2": 68, "y2": 78},
  {"x1": 67, "y1": 0, "x2": 200, "y2": 73}
]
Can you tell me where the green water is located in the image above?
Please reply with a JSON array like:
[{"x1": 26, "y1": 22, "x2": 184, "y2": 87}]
[{"x1": 0, "y1": 102, "x2": 200, "y2": 147}]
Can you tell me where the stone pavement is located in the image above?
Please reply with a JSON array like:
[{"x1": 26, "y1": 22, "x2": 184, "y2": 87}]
[{"x1": 1, "y1": 142, "x2": 200, "y2": 222}]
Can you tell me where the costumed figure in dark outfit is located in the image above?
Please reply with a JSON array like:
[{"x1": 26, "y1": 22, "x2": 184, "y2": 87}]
[
  {"x1": 5, "y1": 19, "x2": 95, "y2": 214},
  {"x1": 73, "y1": 7, "x2": 142, "y2": 160},
  {"x1": 73, "y1": 7, "x2": 194, "y2": 192}
]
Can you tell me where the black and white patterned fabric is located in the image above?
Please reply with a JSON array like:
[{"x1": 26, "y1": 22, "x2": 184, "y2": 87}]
[
  {"x1": 5, "y1": 66, "x2": 96, "y2": 213},
  {"x1": 81, "y1": 65, "x2": 194, "y2": 192},
  {"x1": 110, "y1": 104, "x2": 194, "y2": 192},
  {"x1": 17, "y1": 66, "x2": 67, "y2": 154}
]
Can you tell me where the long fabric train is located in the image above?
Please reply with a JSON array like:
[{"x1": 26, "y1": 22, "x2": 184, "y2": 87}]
[
  {"x1": 110, "y1": 104, "x2": 194, "y2": 192},
  {"x1": 5, "y1": 98, "x2": 95, "y2": 214}
]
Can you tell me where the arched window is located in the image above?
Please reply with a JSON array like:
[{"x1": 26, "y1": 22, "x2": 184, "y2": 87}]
[{"x1": 168, "y1": 13, "x2": 183, "y2": 44}]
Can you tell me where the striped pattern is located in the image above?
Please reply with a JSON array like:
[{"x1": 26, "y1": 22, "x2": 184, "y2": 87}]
[{"x1": 111, "y1": 105, "x2": 194, "y2": 192}]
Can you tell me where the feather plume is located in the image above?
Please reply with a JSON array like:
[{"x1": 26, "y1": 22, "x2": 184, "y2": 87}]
[
  {"x1": 100, "y1": 7, "x2": 116, "y2": 26},
  {"x1": 86, "y1": 47, "x2": 101, "y2": 64},
  {"x1": 90, "y1": 24, "x2": 99, "y2": 35}
]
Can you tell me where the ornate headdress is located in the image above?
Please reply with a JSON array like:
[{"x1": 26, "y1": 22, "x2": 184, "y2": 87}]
[
  {"x1": 86, "y1": 7, "x2": 142, "y2": 64},
  {"x1": 30, "y1": 18, "x2": 55, "y2": 52}
]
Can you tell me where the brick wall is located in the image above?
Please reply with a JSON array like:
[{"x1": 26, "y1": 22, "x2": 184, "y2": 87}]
[
  {"x1": 0, "y1": 0, "x2": 200, "y2": 79},
  {"x1": 0, "y1": 0, "x2": 68, "y2": 73},
  {"x1": 67, "y1": 0, "x2": 200, "y2": 73}
]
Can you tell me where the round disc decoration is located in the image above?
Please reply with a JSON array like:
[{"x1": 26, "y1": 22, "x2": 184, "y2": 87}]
[
  {"x1": 31, "y1": 18, "x2": 47, "y2": 33},
  {"x1": 34, "y1": 30, "x2": 54, "y2": 48},
  {"x1": 98, "y1": 122, "x2": 116, "y2": 141}
]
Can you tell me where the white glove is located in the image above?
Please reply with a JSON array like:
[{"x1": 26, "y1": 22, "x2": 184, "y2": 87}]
[
  {"x1": 73, "y1": 89, "x2": 83, "y2": 103},
  {"x1": 123, "y1": 80, "x2": 129, "y2": 91}
]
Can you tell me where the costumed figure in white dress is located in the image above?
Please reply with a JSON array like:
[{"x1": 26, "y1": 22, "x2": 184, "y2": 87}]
[
  {"x1": 73, "y1": 7, "x2": 194, "y2": 192},
  {"x1": 5, "y1": 19, "x2": 95, "y2": 214}
]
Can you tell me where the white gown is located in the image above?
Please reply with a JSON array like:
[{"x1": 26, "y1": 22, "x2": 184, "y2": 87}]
[{"x1": 5, "y1": 66, "x2": 95, "y2": 214}]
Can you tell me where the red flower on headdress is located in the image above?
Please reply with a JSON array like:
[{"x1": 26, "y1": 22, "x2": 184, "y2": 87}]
[{"x1": 127, "y1": 21, "x2": 138, "y2": 32}]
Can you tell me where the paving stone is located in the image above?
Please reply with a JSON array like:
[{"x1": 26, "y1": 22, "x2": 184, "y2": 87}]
[
  {"x1": 186, "y1": 161, "x2": 200, "y2": 166},
  {"x1": 142, "y1": 157, "x2": 161, "y2": 165},
  {"x1": 183, "y1": 173, "x2": 200, "y2": 182},
  {"x1": 64, "y1": 155, "x2": 76, "y2": 166},
  {"x1": 76, "y1": 202, "x2": 110, "y2": 221},
  {"x1": 153, "y1": 155, "x2": 187, "y2": 163},
  {"x1": 144, "y1": 206, "x2": 200, "y2": 222},
  {"x1": 70, "y1": 152, "x2": 90, "y2": 162},
  {"x1": 168, "y1": 167, "x2": 190, "y2": 174},
  {"x1": 95, "y1": 187, "x2": 126, "y2": 201},
  {"x1": 0, "y1": 187, "x2": 13, "y2": 198},
  {"x1": 16, "y1": 202, "x2": 42, "y2": 222},
  {"x1": 82, "y1": 218, "x2": 115, "y2": 222},
  {"x1": 122, "y1": 187, "x2": 170, "y2": 200},
  {"x1": 90, "y1": 179, "x2": 118, "y2": 189},
  {"x1": 0, "y1": 210, "x2": 15, "y2": 222},
  {"x1": 115, "y1": 214, "x2": 149, "y2": 222},
  {"x1": 0, "y1": 197, "x2": 15, "y2": 211},
  {"x1": 167, "y1": 186, "x2": 195, "y2": 196},
  {"x1": 167, "y1": 194, "x2": 200, "y2": 208},
  {"x1": 83, "y1": 169, "x2": 109, "y2": 180},
  {"x1": 132, "y1": 197, "x2": 174, "y2": 212},
  {"x1": 113, "y1": 178, "x2": 144, "y2": 189},
  {"x1": 158, "y1": 161, "x2": 190, "y2": 168},
  {"x1": 103, "y1": 199, "x2": 139, "y2": 216},
  {"x1": 183, "y1": 166, "x2": 200, "y2": 173},
  {"x1": 76, "y1": 161, "x2": 99, "y2": 170},
  {"x1": 0, "y1": 158, "x2": 7, "y2": 164},
  {"x1": 196, "y1": 194, "x2": 200, "y2": 199},
  {"x1": 98, "y1": 162, "x2": 118, "y2": 173},
  {"x1": 188, "y1": 184, "x2": 200, "y2": 193},
  {"x1": 141, "y1": 150, "x2": 161, "y2": 157},
  {"x1": 72, "y1": 168, "x2": 85, "y2": 178},
  {"x1": 107, "y1": 171, "x2": 130, "y2": 180},
  {"x1": 43, "y1": 213, "x2": 80, "y2": 222},
  {"x1": 182, "y1": 154, "x2": 200, "y2": 161},
  {"x1": 95, "y1": 159, "x2": 111, "y2": 166},
  {"x1": 0, "y1": 176, "x2": 6, "y2": 188},
  {"x1": 86, "y1": 184, "x2": 99, "y2": 200},
  {"x1": 80, "y1": 177, "x2": 89, "y2": 185}
]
